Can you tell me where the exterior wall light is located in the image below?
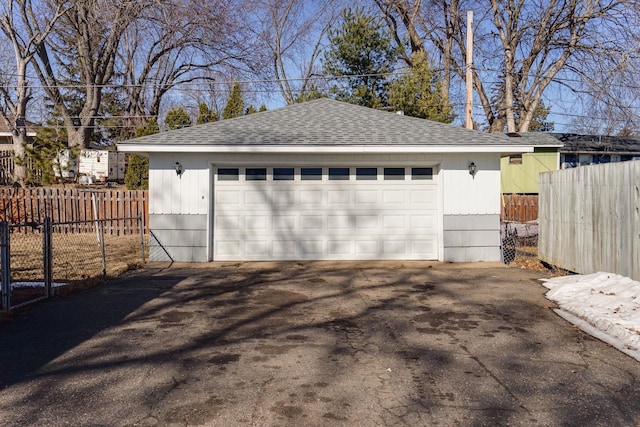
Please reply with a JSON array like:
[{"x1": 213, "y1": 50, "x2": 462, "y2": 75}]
[
  {"x1": 468, "y1": 162, "x2": 477, "y2": 178},
  {"x1": 174, "y1": 161, "x2": 183, "y2": 177}
]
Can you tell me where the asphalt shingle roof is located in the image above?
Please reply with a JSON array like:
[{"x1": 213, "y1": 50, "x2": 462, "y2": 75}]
[{"x1": 119, "y1": 98, "x2": 537, "y2": 147}]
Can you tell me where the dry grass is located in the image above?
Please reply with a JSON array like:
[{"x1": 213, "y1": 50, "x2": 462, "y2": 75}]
[{"x1": 8, "y1": 231, "x2": 148, "y2": 286}]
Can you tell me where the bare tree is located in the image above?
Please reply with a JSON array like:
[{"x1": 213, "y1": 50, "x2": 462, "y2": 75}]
[
  {"x1": 27, "y1": 0, "x2": 152, "y2": 148},
  {"x1": 0, "y1": 0, "x2": 69, "y2": 184},
  {"x1": 250, "y1": 0, "x2": 338, "y2": 104},
  {"x1": 119, "y1": 0, "x2": 249, "y2": 129},
  {"x1": 375, "y1": 0, "x2": 637, "y2": 133}
]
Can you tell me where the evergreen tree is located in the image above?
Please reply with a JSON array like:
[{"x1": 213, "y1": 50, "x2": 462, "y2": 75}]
[
  {"x1": 388, "y1": 52, "x2": 454, "y2": 123},
  {"x1": 516, "y1": 101, "x2": 554, "y2": 132},
  {"x1": 165, "y1": 107, "x2": 192, "y2": 130},
  {"x1": 323, "y1": 8, "x2": 397, "y2": 109},
  {"x1": 196, "y1": 102, "x2": 218, "y2": 124},
  {"x1": 222, "y1": 82, "x2": 244, "y2": 119},
  {"x1": 295, "y1": 85, "x2": 326, "y2": 103},
  {"x1": 246, "y1": 104, "x2": 258, "y2": 115},
  {"x1": 23, "y1": 117, "x2": 73, "y2": 185},
  {"x1": 125, "y1": 118, "x2": 158, "y2": 190},
  {"x1": 259, "y1": 104, "x2": 268, "y2": 112}
]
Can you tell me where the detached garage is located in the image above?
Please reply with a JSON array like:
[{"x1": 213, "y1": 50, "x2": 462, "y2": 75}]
[{"x1": 118, "y1": 99, "x2": 535, "y2": 263}]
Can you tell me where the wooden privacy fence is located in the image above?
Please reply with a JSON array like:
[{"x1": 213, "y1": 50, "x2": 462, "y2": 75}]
[
  {"x1": 539, "y1": 161, "x2": 640, "y2": 281},
  {"x1": 0, "y1": 187, "x2": 148, "y2": 234},
  {"x1": 501, "y1": 194, "x2": 538, "y2": 222}
]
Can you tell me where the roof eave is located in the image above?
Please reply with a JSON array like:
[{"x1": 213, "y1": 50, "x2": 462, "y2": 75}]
[{"x1": 117, "y1": 144, "x2": 535, "y2": 154}]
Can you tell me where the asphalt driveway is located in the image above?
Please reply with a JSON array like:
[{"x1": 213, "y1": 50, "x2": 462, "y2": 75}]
[{"x1": 1, "y1": 261, "x2": 640, "y2": 426}]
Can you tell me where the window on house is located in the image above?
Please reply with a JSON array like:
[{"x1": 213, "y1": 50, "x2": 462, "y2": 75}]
[
  {"x1": 356, "y1": 168, "x2": 377, "y2": 180},
  {"x1": 329, "y1": 167, "x2": 350, "y2": 180},
  {"x1": 411, "y1": 167, "x2": 433, "y2": 180},
  {"x1": 509, "y1": 154, "x2": 523, "y2": 164},
  {"x1": 218, "y1": 168, "x2": 239, "y2": 181},
  {"x1": 384, "y1": 168, "x2": 405, "y2": 180},
  {"x1": 301, "y1": 167, "x2": 322, "y2": 180},
  {"x1": 246, "y1": 168, "x2": 267, "y2": 180},
  {"x1": 273, "y1": 167, "x2": 294, "y2": 180}
]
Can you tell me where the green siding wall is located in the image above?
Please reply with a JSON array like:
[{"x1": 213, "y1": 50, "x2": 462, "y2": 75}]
[{"x1": 501, "y1": 149, "x2": 559, "y2": 194}]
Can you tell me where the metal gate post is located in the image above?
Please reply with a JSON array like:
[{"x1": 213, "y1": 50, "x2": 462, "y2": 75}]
[
  {"x1": 99, "y1": 220, "x2": 106, "y2": 277},
  {"x1": 43, "y1": 217, "x2": 53, "y2": 298},
  {"x1": 1, "y1": 221, "x2": 10, "y2": 310},
  {"x1": 139, "y1": 215, "x2": 145, "y2": 264}
]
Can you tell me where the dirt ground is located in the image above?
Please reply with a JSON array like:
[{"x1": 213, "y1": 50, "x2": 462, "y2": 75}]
[{"x1": 1, "y1": 261, "x2": 639, "y2": 426}]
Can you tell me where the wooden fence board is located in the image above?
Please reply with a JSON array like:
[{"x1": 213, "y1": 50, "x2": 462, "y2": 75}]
[
  {"x1": 501, "y1": 194, "x2": 538, "y2": 222},
  {"x1": 0, "y1": 187, "x2": 148, "y2": 235},
  {"x1": 539, "y1": 161, "x2": 640, "y2": 281}
]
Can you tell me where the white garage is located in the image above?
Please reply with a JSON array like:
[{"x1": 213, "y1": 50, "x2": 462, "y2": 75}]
[
  {"x1": 213, "y1": 165, "x2": 438, "y2": 260},
  {"x1": 118, "y1": 98, "x2": 539, "y2": 263}
]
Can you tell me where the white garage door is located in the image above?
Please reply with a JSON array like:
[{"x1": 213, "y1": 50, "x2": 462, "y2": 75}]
[{"x1": 213, "y1": 166, "x2": 438, "y2": 261}]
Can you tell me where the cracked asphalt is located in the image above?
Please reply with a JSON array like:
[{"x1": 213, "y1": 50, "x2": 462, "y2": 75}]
[{"x1": 1, "y1": 261, "x2": 640, "y2": 426}]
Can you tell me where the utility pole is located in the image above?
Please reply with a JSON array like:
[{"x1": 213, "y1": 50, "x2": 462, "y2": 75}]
[{"x1": 465, "y1": 11, "x2": 474, "y2": 130}]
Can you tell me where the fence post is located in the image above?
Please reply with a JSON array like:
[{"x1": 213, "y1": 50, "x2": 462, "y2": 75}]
[
  {"x1": 1, "y1": 221, "x2": 10, "y2": 310},
  {"x1": 139, "y1": 215, "x2": 145, "y2": 264},
  {"x1": 43, "y1": 217, "x2": 53, "y2": 299},
  {"x1": 99, "y1": 219, "x2": 107, "y2": 277}
]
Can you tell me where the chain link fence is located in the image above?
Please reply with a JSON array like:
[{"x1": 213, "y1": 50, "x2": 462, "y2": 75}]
[
  {"x1": 501, "y1": 220, "x2": 541, "y2": 270},
  {"x1": 1, "y1": 217, "x2": 146, "y2": 311}
]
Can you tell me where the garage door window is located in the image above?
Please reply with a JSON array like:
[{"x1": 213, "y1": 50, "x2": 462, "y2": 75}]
[
  {"x1": 246, "y1": 168, "x2": 267, "y2": 180},
  {"x1": 329, "y1": 167, "x2": 350, "y2": 180},
  {"x1": 301, "y1": 167, "x2": 322, "y2": 180},
  {"x1": 411, "y1": 167, "x2": 433, "y2": 180},
  {"x1": 356, "y1": 168, "x2": 377, "y2": 180},
  {"x1": 384, "y1": 168, "x2": 405, "y2": 180},
  {"x1": 273, "y1": 167, "x2": 294, "y2": 180},
  {"x1": 218, "y1": 168, "x2": 239, "y2": 181}
]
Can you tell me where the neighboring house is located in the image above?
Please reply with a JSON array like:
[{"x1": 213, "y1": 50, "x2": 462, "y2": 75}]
[
  {"x1": 118, "y1": 98, "x2": 536, "y2": 263},
  {"x1": 501, "y1": 133, "x2": 640, "y2": 195},
  {"x1": 554, "y1": 133, "x2": 640, "y2": 168},
  {"x1": 0, "y1": 120, "x2": 39, "y2": 150},
  {"x1": 501, "y1": 133, "x2": 563, "y2": 194}
]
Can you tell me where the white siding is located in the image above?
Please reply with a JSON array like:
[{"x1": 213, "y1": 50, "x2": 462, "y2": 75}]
[
  {"x1": 149, "y1": 153, "x2": 210, "y2": 215},
  {"x1": 441, "y1": 153, "x2": 501, "y2": 215}
]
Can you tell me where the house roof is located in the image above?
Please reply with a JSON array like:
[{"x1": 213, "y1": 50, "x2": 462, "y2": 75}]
[
  {"x1": 0, "y1": 119, "x2": 39, "y2": 136},
  {"x1": 118, "y1": 98, "x2": 536, "y2": 154},
  {"x1": 506, "y1": 132, "x2": 564, "y2": 147},
  {"x1": 551, "y1": 133, "x2": 640, "y2": 154}
]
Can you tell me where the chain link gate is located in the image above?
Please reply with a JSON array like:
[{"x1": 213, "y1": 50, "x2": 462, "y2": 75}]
[{"x1": 1, "y1": 216, "x2": 145, "y2": 311}]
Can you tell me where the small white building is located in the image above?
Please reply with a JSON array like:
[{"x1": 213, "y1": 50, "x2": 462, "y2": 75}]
[{"x1": 118, "y1": 99, "x2": 537, "y2": 263}]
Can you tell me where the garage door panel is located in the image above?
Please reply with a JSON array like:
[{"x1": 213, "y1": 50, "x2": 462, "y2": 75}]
[
  {"x1": 382, "y1": 240, "x2": 407, "y2": 255},
  {"x1": 328, "y1": 240, "x2": 351, "y2": 255},
  {"x1": 411, "y1": 189, "x2": 437, "y2": 205},
  {"x1": 274, "y1": 240, "x2": 297, "y2": 255},
  {"x1": 216, "y1": 190, "x2": 240, "y2": 204},
  {"x1": 272, "y1": 190, "x2": 296, "y2": 206},
  {"x1": 383, "y1": 215, "x2": 406, "y2": 229},
  {"x1": 328, "y1": 190, "x2": 351, "y2": 204},
  {"x1": 245, "y1": 190, "x2": 268, "y2": 204},
  {"x1": 355, "y1": 214, "x2": 378, "y2": 230},
  {"x1": 214, "y1": 166, "x2": 438, "y2": 260},
  {"x1": 410, "y1": 214, "x2": 437, "y2": 230},
  {"x1": 383, "y1": 190, "x2": 406, "y2": 204},
  {"x1": 216, "y1": 215, "x2": 241, "y2": 230},
  {"x1": 273, "y1": 215, "x2": 296, "y2": 230},
  {"x1": 355, "y1": 240, "x2": 378, "y2": 255},
  {"x1": 355, "y1": 190, "x2": 378, "y2": 204},
  {"x1": 300, "y1": 215, "x2": 324, "y2": 230},
  {"x1": 300, "y1": 190, "x2": 323, "y2": 204},
  {"x1": 216, "y1": 240, "x2": 241, "y2": 256},
  {"x1": 327, "y1": 215, "x2": 350, "y2": 230},
  {"x1": 300, "y1": 240, "x2": 323, "y2": 255},
  {"x1": 245, "y1": 240, "x2": 270, "y2": 256},
  {"x1": 245, "y1": 215, "x2": 270, "y2": 230}
]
